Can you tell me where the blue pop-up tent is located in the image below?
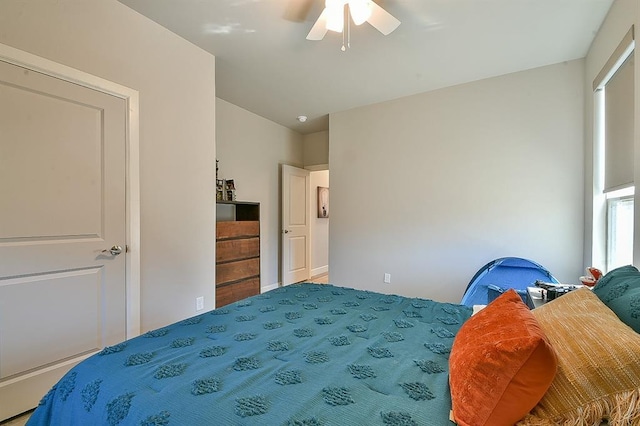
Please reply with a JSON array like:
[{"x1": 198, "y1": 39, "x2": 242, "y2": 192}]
[{"x1": 460, "y1": 257, "x2": 559, "y2": 306}]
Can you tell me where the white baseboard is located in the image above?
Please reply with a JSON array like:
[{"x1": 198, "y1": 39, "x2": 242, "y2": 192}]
[
  {"x1": 262, "y1": 268, "x2": 327, "y2": 293},
  {"x1": 311, "y1": 266, "x2": 328, "y2": 278},
  {"x1": 261, "y1": 282, "x2": 280, "y2": 293}
]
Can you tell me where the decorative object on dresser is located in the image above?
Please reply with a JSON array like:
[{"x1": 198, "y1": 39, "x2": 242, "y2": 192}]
[
  {"x1": 224, "y1": 179, "x2": 236, "y2": 201},
  {"x1": 215, "y1": 201, "x2": 260, "y2": 307},
  {"x1": 216, "y1": 179, "x2": 237, "y2": 201},
  {"x1": 216, "y1": 179, "x2": 224, "y2": 201},
  {"x1": 215, "y1": 159, "x2": 223, "y2": 201},
  {"x1": 214, "y1": 159, "x2": 236, "y2": 201}
]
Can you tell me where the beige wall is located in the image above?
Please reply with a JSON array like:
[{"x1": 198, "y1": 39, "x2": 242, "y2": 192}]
[
  {"x1": 0, "y1": 0, "x2": 217, "y2": 331},
  {"x1": 304, "y1": 131, "x2": 329, "y2": 166},
  {"x1": 329, "y1": 60, "x2": 585, "y2": 303},
  {"x1": 583, "y1": 0, "x2": 638, "y2": 269},
  {"x1": 0, "y1": 0, "x2": 600, "y2": 322},
  {"x1": 216, "y1": 98, "x2": 303, "y2": 290}
]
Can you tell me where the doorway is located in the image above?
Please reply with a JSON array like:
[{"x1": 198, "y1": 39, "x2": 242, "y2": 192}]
[
  {"x1": 280, "y1": 165, "x2": 329, "y2": 286},
  {"x1": 309, "y1": 169, "x2": 329, "y2": 282}
]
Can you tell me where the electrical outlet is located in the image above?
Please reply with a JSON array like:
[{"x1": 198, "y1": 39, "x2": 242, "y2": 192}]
[
  {"x1": 384, "y1": 273, "x2": 391, "y2": 284},
  {"x1": 196, "y1": 296, "x2": 204, "y2": 311}
]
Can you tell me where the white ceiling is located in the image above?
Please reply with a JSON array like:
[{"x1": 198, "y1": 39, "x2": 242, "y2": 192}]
[{"x1": 119, "y1": 0, "x2": 613, "y2": 134}]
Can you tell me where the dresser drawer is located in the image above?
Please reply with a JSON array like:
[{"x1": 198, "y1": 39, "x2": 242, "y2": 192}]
[
  {"x1": 216, "y1": 257, "x2": 260, "y2": 285},
  {"x1": 216, "y1": 237, "x2": 259, "y2": 263},
  {"x1": 216, "y1": 278, "x2": 260, "y2": 308},
  {"x1": 216, "y1": 221, "x2": 259, "y2": 240}
]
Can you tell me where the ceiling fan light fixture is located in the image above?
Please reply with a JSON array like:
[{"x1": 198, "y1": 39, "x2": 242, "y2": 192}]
[
  {"x1": 325, "y1": 0, "x2": 345, "y2": 33},
  {"x1": 306, "y1": 0, "x2": 400, "y2": 43},
  {"x1": 349, "y1": 0, "x2": 372, "y2": 26}
]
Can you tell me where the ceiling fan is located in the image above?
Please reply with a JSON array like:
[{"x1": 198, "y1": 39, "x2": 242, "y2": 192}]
[{"x1": 305, "y1": 0, "x2": 400, "y2": 41}]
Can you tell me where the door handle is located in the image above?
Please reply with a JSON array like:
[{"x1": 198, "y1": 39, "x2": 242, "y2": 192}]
[
  {"x1": 102, "y1": 245, "x2": 123, "y2": 256},
  {"x1": 283, "y1": 230, "x2": 290, "y2": 234}
]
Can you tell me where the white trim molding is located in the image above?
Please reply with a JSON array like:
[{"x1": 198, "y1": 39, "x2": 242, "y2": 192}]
[
  {"x1": 311, "y1": 266, "x2": 329, "y2": 277},
  {"x1": 305, "y1": 164, "x2": 329, "y2": 171},
  {"x1": 262, "y1": 282, "x2": 280, "y2": 293}
]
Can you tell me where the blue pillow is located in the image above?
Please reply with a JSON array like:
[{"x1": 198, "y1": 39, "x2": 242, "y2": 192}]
[{"x1": 592, "y1": 265, "x2": 640, "y2": 333}]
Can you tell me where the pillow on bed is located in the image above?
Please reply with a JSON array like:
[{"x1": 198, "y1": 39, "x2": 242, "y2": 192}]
[
  {"x1": 519, "y1": 288, "x2": 640, "y2": 425},
  {"x1": 592, "y1": 264, "x2": 640, "y2": 333},
  {"x1": 449, "y1": 289, "x2": 557, "y2": 426}
]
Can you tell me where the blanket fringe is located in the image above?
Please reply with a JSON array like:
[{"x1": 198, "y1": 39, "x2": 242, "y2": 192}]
[{"x1": 517, "y1": 389, "x2": 640, "y2": 426}]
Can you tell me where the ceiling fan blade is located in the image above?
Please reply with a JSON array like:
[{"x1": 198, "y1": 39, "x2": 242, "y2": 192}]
[
  {"x1": 367, "y1": 1, "x2": 400, "y2": 35},
  {"x1": 306, "y1": 7, "x2": 330, "y2": 40}
]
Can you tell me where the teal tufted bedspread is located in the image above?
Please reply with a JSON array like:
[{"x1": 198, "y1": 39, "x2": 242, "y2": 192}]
[{"x1": 27, "y1": 284, "x2": 472, "y2": 426}]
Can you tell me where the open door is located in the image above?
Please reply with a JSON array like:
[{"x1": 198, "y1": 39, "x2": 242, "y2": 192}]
[{"x1": 281, "y1": 165, "x2": 310, "y2": 285}]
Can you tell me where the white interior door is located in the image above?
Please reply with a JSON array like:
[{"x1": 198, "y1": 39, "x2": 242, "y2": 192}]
[
  {"x1": 281, "y1": 165, "x2": 310, "y2": 285},
  {"x1": 0, "y1": 58, "x2": 127, "y2": 420}
]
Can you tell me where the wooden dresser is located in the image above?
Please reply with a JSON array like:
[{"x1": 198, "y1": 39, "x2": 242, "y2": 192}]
[{"x1": 215, "y1": 201, "x2": 260, "y2": 307}]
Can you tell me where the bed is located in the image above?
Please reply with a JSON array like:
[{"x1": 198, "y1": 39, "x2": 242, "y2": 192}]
[
  {"x1": 27, "y1": 283, "x2": 473, "y2": 425},
  {"x1": 27, "y1": 271, "x2": 640, "y2": 426}
]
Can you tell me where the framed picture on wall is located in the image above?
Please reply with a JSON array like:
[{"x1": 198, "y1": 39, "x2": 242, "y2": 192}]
[{"x1": 317, "y1": 186, "x2": 329, "y2": 218}]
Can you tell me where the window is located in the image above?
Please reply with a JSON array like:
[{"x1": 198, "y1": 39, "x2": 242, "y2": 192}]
[
  {"x1": 593, "y1": 27, "x2": 635, "y2": 272},
  {"x1": 606, "y1": 188, "x2": 634, "y2": 270}
]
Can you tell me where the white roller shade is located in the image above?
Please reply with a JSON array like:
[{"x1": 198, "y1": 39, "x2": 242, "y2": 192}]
[{"x1": 604, "y1": 52, "x2": 634, "y2": 192}]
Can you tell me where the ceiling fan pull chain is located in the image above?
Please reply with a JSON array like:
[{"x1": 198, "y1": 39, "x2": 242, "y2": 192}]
[
  {"x1": 347, "y1": 9, "x2": 351, "y2": 49},
  {"x1": 341, "y1": 4, "x2": 348, "y2": 51},
  {"x1": 341, "y1": 4, "x2": 352, "y2": 52}
]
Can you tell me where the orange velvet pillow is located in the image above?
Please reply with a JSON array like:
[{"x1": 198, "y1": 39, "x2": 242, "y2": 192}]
[{"x1": 449, "y1": 289, "x2": 557, "y2": 426}]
